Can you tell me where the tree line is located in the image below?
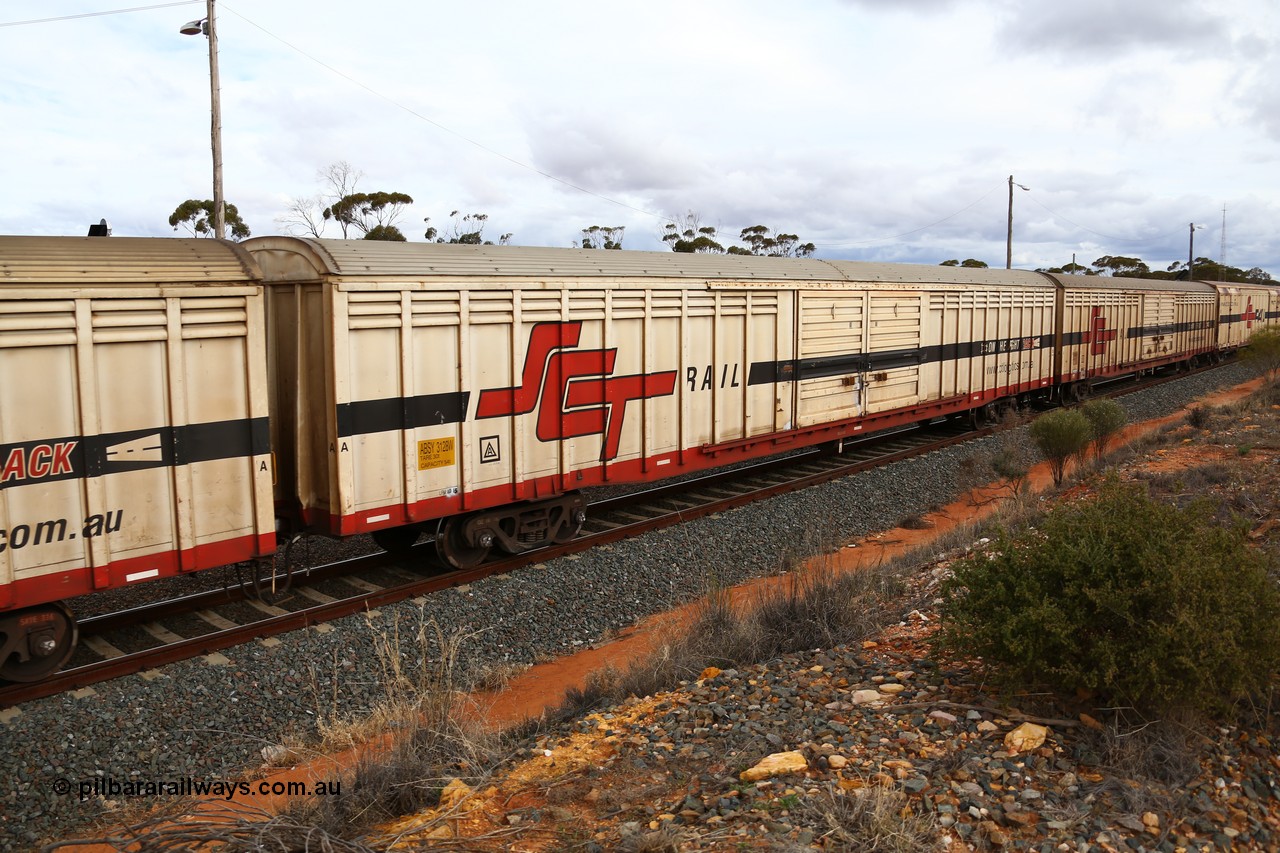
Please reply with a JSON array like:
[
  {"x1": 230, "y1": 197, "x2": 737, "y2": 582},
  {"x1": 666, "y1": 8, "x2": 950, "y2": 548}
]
[
  {"x1": 167, "y1": 162, "x2": 1269, "y2": 281},
  {"x1": 942, "y1": 255, "x2": 1272, "y2": 283},
  {"x1": 167, "y1": 163, "x2": 818, "y2": 257}
]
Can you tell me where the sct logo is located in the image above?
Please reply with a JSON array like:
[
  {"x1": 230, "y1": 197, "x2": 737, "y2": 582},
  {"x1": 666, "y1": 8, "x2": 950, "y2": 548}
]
[
  {"x1": 1083, "y1": 307, "x2": 1118, "y2": 356},
  {"x1": 475, "y1": 322, "x2": 677, "y2": 461}
]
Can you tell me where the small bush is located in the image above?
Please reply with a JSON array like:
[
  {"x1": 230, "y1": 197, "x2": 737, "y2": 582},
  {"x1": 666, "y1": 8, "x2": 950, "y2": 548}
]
[
  {"x1": 1186, "y1": 404, "x2": 1214, "y2": 431},
  {"x1": 989, "y1": 444, "x2": 1032, "y2": 499},
  {"x1": 1241, "y1": 327, "x2": 1280, "y2": 384},
  {"x1": 937, "y1": 478, "x2": 1280, "y2": 714},
  {"x1": 1140, "y1": 462, "x2": 1238, "y2": 497},
  {"x1": 1080, "y1": 398, "x2": 1127, "y2": 458},
  {"x1": 1029, "y1": 408, "x2": 1093, "y2": 485}
]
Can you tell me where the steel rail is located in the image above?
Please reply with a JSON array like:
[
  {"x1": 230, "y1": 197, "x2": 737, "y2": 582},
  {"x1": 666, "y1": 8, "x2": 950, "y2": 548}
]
[{"x1": 0, "y1": 422, "x2": 977, "y2": 707}]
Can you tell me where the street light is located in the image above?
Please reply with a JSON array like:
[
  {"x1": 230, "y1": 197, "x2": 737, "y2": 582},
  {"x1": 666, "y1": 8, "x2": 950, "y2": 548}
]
[
  {"x1": 179, "y1": 0, "x2": 224, "y2": 240},
  {"x1": 1188, "y1": 222, "x2": 1205, "y2": 280},
  {"x1": 1006, "y1": 175, "x2": 1030, "y2": 269}
]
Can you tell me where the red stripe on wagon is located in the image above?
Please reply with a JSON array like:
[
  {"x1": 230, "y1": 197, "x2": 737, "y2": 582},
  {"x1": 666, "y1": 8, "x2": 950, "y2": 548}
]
[{"x1": 2, "y1": 532, "x2": 275, "y2": 612}]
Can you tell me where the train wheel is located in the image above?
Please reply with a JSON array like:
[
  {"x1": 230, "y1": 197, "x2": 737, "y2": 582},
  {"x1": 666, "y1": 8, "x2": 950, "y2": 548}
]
[
  {"x1": 435, "y1": 517, "x2": 491, "y2": 570},
  {"x1": 0, "y1": 602, "x2": 77, "y2": 683},
  {"x1": 371, "y1": 525, "x2": 420, "y2": 555},
  {"x1": 551, "y1": 506, "x2": 587, "y2": 545}
]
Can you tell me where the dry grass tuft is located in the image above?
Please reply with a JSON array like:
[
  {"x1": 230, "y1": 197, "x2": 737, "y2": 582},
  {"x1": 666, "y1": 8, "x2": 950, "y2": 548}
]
[
  {"x1": 289, "y1": 612, "x2": 511, "y2": 839},
  {"x1": 549, "y1": 543, "x2": 942, "y2": 720},
  {"x1": 800, "y1": 782, "x2": 939, "y2": 852},
  {"x1": 44, "y1": 804, "x2": 377, "y2": 853}
]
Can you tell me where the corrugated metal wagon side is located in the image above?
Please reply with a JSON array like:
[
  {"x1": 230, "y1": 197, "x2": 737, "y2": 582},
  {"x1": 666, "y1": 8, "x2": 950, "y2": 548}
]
[
  {"x1": 0, "y1": 237, "x2": 275, "y2": 681},
  {"x1": 781, "y1": 266, "x2": 1056, "y2": 432},
  {"x1": 244, "y1": 238, "x2": 817, "y2": 565},
  {"x1": 245, "y1": 239, "x2": 1069, "y2": 570},
  {"x1": 1212, "y1": 282, "x2": 1280, "y2": 352},
  {"x1": 1050, "y1": 275, "x2": 1217, "y2": 397}
]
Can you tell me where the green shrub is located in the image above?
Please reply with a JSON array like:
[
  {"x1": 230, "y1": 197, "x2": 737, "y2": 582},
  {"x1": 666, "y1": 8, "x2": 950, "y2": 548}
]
[
  {"x1": 936, "y1": 478, "x2": 1280, "y2": 714},
  {"x1": 1029, "y1": 408, "x2": 1092, "y2": 485},
  {"x1": 1186, "y1": 404, "x2": 1214, "y2": 431},
  {"x1": 989, "y1": 436, "x2": 1033, "y2": 499},
  {"x1": 1241, "y1": 327, "x2": 1280, "y2": 385},
  {"x1": 1080, "y1": 398, "x2": 1127, "y2": 458}
]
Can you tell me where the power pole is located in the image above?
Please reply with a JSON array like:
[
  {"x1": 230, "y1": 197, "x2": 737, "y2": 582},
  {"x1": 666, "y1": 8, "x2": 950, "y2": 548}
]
[
  {"x1": 180, "y1": 0, "x2": 225, "y2": 240},
  {"x1": 207, "y1": 0, "x2": 225, "y2": 241},
  {"x1": 1006, "y1": 176, "x2": 1013, "y2": 269},
  {"x1": 1006, "y1": 175, "x2": 1029, "y2": 269}
]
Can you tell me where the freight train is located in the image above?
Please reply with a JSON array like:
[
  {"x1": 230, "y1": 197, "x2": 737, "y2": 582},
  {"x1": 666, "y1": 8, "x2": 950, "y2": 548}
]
[{"x1": 0, "y1": 235, "x2": 1275, "y2": 681}]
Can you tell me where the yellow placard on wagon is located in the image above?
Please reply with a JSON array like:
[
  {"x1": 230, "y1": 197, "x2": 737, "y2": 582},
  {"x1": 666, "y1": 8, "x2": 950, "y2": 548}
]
[{"x1": 417, "y1": 437, "x2": 455, "y2": 471}]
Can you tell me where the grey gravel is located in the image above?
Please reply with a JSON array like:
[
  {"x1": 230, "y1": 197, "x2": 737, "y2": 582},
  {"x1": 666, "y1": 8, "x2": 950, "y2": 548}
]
[{"x1": 0, "y1": 362, "x2": 1253, "y2": 850}]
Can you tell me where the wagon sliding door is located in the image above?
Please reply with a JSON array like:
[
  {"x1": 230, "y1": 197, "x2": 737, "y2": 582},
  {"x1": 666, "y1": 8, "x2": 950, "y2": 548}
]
[{"x1": 793, "y1": 291, "x2": 867, "y2": 428}]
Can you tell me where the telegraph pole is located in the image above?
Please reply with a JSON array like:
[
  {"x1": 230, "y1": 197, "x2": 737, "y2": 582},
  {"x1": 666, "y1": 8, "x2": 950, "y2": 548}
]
[
  {"x1": 1006, "y1": 176, "x2": 1029, "y2": 269},
  {"x1": 207, "y1": 0, "x2": 224, "y2": 240},
  {"x1": 181, "y1": 0, "x2": 224, "y2": 240}
]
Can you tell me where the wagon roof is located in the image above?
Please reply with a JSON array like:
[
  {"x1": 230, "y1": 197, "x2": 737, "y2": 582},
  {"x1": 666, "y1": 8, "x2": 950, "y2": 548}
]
[
  {"x1": 243, "y1": 237, "x2": 1056, "y2": 287},
  {"x1": 0, "y1": 236, "x2": 261, "y2": 284},
  {"x1": 1040, "y1": 272, "x2": 1217, "y2": 294},
  {"x1": 1205, "y1": 281, "x2": 1280, "y2": 293}
]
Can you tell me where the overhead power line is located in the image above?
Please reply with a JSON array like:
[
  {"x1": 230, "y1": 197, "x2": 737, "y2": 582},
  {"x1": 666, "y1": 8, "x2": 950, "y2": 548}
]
[
  {"x1": 1022, "y1": 194, "x2": 1165, "y2": 244},
  {"x1": 0, "y1": 2, "x2": 200, "y2": 28},
  {"x1": 820, "y1": 182, "x2": 1005, "y2": 249}
]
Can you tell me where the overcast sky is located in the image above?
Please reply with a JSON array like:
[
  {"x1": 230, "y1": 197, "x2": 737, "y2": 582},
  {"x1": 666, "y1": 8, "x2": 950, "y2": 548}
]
[{"x1": 3, "y1": 0, "x2": 1277, "y2": 274}]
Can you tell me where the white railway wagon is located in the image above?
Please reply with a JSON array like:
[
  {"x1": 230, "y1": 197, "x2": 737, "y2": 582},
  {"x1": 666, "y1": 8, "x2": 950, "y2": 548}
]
[
  {"x1": 245, "y1": 238, "x2": 1055, "y2": 567},
  {"x1": 0, "y1": 237, "x2": 275, "y2": 681},
  {"x1": 1049, "y1": 276, "x2": 1218, "y2": 397},
  {"x1": 1211, "y1": 282, "x2": 1280, "y2": 352}
]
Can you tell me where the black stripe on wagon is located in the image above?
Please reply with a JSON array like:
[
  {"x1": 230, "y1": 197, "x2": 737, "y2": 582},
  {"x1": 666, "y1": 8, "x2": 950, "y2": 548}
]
[
  {"x1": 747, "y1": 335, "x2": 1051, "y2": 385},
  {"x1": 0, "y1": 417, "x2": 270, "y2": 489},
  {"x1": 1126, "y1": 320, "x2": 1215, "y2": 338},
  {"x1": 336, "y1": 391, "x2": 471, "y2": 438}
]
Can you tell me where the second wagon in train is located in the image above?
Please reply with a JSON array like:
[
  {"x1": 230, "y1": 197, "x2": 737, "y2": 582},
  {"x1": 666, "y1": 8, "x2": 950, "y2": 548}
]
[{"x1": 244, "y1": 239, "x2": 1061, "y2": 568}]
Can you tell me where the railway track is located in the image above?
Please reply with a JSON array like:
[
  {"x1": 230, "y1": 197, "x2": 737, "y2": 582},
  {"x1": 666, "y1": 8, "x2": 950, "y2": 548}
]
[
  {"x1": 0, "y1": 361, "x2": 1222, "y2": 709},
  {"x1": 0, "y1": 418, "x2": 987, "y2": 708}
]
